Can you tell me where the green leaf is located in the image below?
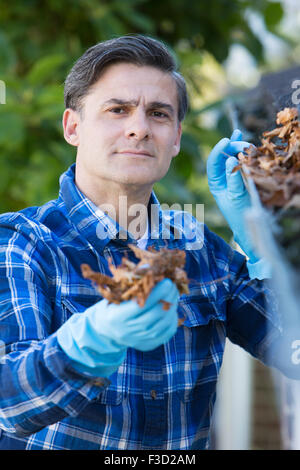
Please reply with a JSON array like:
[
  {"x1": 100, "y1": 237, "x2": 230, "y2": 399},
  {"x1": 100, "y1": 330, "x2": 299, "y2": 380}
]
[
  {"x1": 0, "y1": 32, "x2": 17, "y2": 74},
  {"x1": 27, "y1": 54, "x2": 66, "y2": 85},
  {"x1": 0, "y1": 111, "x2": 25, "y2": 150},
  {"x1": 119, "y1": 9, "x2": 154, "y2": 32},
  {"x1": 36, "y1": 84, "x2": 64, "y2": 106},
  {"x1": 180, "y1": 132, "x2": 200, "y2": 159},
  {"x1": 38, "y1": 103, "x2": 64, "y2": 120},
  {"x1": 263, "y1": 2, "x2": 284, "y2": 30}
]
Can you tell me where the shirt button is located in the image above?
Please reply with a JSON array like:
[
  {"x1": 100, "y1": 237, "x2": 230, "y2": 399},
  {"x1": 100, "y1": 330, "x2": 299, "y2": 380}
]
[{"x1": 150, "y1": 389, "x2": 157, "y2": 400}]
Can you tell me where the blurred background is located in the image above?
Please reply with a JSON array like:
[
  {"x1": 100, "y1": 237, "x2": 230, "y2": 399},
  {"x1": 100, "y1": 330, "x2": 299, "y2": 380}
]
[{"x1": 1, "y1": 0, "x2": 300, "y2": 450}]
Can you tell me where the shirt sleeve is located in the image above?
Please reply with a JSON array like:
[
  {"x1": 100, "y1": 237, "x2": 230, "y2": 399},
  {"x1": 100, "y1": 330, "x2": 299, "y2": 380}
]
[
  {"x1": 0, "y1": 221, "x2": 109, "y2": 437},
  {"x1": 226, "y1": 256, "x2": 282, "y2": 362},
  {"x1": 205, "y1": 226, "x2": 283, "y2": 366},
  {"x1": 225, "y1": 257, "x2": 300, "y2": 379}
]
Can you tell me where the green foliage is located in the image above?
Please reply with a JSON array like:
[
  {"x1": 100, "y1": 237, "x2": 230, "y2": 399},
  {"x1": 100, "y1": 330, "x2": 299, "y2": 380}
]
[{"x1": 0, "y1": 0, "x2": 286, "y2": 238}]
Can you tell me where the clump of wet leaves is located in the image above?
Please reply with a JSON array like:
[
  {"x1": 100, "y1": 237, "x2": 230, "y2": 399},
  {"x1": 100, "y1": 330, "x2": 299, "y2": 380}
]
[
  {"x1": 81, "y1": 244, "x2": 189, "y2": 325},
  {"x1": 233, "y1": 107, "x2": 300, "y2": 270}
]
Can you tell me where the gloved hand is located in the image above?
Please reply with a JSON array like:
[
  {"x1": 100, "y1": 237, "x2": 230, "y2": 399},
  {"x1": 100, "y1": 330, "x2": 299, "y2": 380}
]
[
  {"x1": 207, "y1": 129, "x2": 271, "y2": 279},
  {"x1": 57, "y1": 278, "x2": 179, "y2": 377}
]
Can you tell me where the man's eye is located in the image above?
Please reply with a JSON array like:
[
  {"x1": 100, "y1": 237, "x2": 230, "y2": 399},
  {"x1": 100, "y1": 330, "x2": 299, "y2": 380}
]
[
  {"x1": 152, "y1": 111, "x2": 168, "y2": 118},
  {"x1": 110, "y1": 107, "x2": 126, "y2": 114}
]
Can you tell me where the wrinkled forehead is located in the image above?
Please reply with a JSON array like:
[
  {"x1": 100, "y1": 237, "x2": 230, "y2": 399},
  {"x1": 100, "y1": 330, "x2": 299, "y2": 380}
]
[{"x1": 83, "y1": 63, "x2": 179, "y2": 113}]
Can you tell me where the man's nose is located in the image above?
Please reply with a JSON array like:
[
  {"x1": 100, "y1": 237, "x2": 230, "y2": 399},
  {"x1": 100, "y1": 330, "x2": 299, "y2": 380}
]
[{"x1": 125, "y1": 109, "x2": 151, "y2": 140}]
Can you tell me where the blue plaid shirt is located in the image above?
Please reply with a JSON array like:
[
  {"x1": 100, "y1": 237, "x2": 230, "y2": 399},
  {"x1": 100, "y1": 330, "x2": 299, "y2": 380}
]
[{"x1": 0, "y1": 163, "x2": 281, "y2": 450}]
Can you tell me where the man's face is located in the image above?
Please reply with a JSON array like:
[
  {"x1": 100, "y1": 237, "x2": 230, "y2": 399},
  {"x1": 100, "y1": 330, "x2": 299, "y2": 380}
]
[{"x1": 63, "y1": 62, "x2": 182, "y2": 187}]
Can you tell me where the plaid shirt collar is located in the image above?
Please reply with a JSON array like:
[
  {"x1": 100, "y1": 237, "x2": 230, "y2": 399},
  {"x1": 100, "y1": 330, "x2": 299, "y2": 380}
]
[{"x1": 58, "y1": 163, "x2": 182, "y2": 251}]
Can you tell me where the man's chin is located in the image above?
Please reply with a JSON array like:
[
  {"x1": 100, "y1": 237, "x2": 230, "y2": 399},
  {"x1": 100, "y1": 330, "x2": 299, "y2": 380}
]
[{"x1": 115, "y1": 174, "x2": 157, "y2": 186}]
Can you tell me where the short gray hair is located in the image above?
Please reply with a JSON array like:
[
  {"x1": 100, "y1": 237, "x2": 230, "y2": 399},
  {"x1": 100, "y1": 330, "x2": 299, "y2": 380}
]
[{"x1": 64, "y1": 34, "x2": 188, "y2": 122}]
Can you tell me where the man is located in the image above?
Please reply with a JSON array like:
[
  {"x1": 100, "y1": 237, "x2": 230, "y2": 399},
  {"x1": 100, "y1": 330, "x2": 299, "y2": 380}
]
[{"x1": 0, "y1": 34, "x2": 297, "y2": 450}]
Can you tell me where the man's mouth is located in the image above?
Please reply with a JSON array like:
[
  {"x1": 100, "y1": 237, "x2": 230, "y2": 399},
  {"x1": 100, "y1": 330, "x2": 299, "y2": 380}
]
[{"x1": 116, "y1": 150, "x2": 153, "y2": 157}]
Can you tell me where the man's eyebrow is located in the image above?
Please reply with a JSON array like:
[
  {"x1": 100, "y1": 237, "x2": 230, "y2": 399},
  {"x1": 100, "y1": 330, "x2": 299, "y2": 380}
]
[
  {"x1": 148, "y1": 101, "x2": 175, "y2": 117},
  {"x1": 101, "y1": 99, "x2": 175, "y2": 116}
]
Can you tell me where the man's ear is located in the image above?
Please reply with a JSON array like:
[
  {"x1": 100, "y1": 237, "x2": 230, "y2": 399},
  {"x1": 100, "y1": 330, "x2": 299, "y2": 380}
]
[
  {"x1": 171, "y1": 122, "x2": 182, "y2": 158},
  {"x1": 62, "y1": 108, "x2": 80, "y2": 147}
]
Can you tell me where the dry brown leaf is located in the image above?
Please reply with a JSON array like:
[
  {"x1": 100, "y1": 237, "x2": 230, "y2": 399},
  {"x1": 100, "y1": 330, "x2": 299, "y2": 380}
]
[
  {"x1": 235, "y1": 107, "x2": 300, "y2": 210},
  {"x1": 81, "y1": 245, "x2": 190, "y2": 326},
  {"x1": 276, "y1": 107, "x2": 298, "y2": 125}
]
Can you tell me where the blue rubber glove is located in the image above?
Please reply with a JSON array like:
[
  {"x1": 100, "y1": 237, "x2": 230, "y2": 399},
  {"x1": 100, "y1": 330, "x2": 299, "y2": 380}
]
[
  {"x1": 207, "y1": 129, "x2": 271, "y2": 279},
  {"x1": 57, "y1": 279, "x2": 179, "y2": 378}
]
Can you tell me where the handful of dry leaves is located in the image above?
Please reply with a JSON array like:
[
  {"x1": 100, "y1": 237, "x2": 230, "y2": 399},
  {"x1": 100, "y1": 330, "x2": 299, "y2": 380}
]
[
  {"x1": 233, "y1": 106, "x2": 300, "y2": 271},
  {"x1": 81, "y1": 244, "x2": 189, "y2": 322},
  {"x1": 233, "y1": 107, "x2": 300, "y2": 209}
]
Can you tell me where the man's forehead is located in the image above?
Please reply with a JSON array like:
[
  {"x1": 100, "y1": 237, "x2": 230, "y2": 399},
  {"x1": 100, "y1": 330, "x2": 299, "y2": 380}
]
[
  {"x1": 99, "y1": 62, "x2": 175, "y2": 82},
  {"x1": 91, "y1": 63, "x2": 177, "y2": 99}
]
